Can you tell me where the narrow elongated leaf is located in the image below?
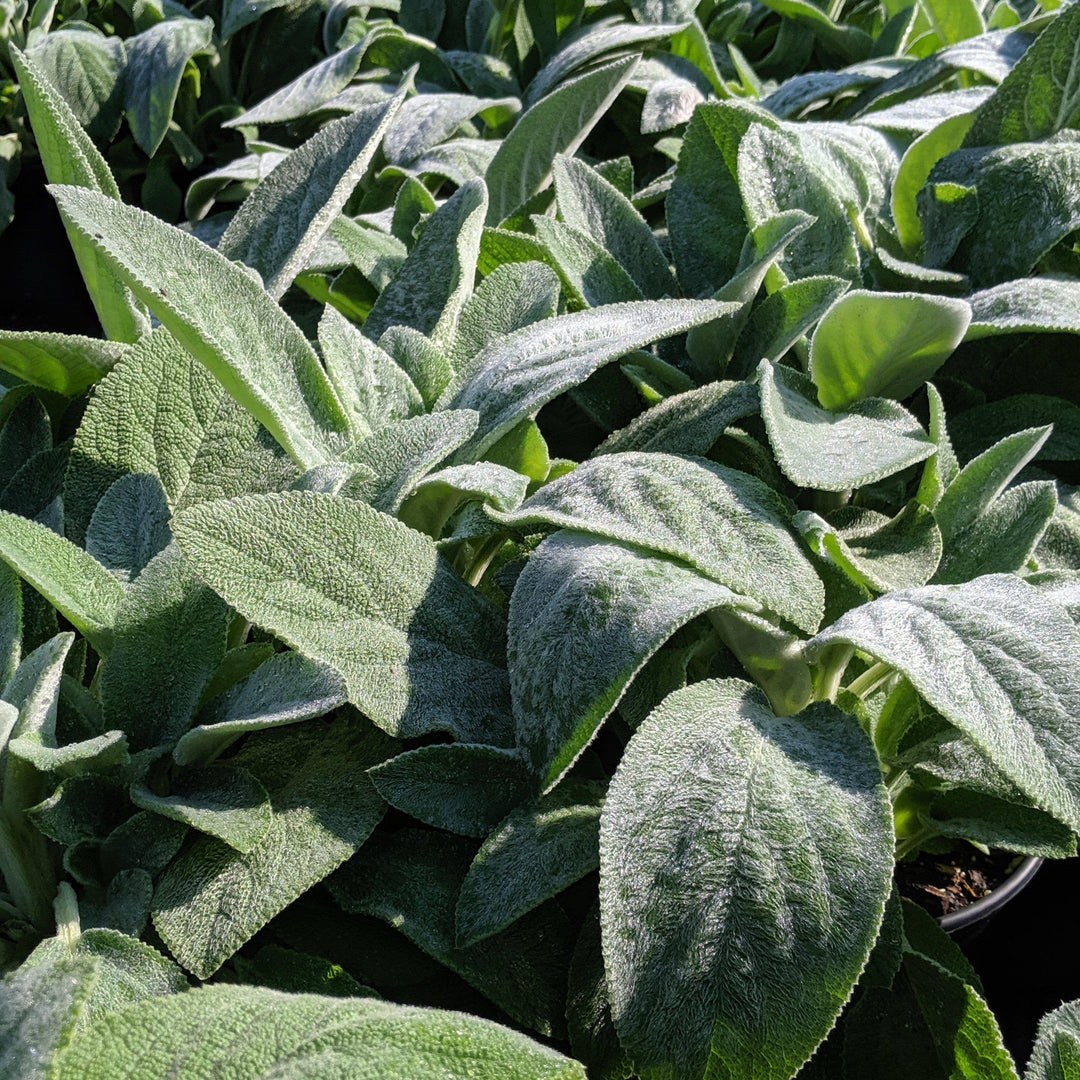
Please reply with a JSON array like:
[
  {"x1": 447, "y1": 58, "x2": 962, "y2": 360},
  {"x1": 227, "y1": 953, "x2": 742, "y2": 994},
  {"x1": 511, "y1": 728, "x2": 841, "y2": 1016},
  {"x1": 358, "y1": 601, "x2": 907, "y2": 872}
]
[
  {"x1": 364, "y1": 180, "x2": 487, "y2": 350},
  {"x1": 172, "y1": 491, "x2": 511, "y2": 742},
  {"x1": 152, "y1": 715, "x2": 391, "y2": 979},
  {"x1": 443, "y1": 299, "x2": 732, "y2": 461},
  {"x1": 329, "y1": 827, "x2": 575, "y2": 1037},
  {"x1": 485, "y1": 55, "x2": 638, "y2": 225},
  {"x1": 965, "y1": 2, "x2": 1080, "y2": 146},
  {"x1": 759, "y1": 361, "x2": 935, "y2": 491},
  {"x1": 123, "y1": 18, "x2": 213, "y2": 156},
  {"x1": 757, "y1": 0, "x2": 872, "y2": 60},
  {"x1": 176, "y1": 651, "x2": 347, "y2": 766},
  {"x1": 383, "y1": 92, "x2": 520, "y2": 165},
  {"x1": 457, "y1": 779, "x2": 604, "y2": 947},
  {"x1": 808, "y1": 574, "x2": 1080, "y2": 833},
  {"x1": 510, "y1": 532, "x2": 753, "y2": 786},
  {"x1": 810, "y1": 291, "x2": 971, "y2": 409},
  {"x1": 53, "y1": 984, "x2": 586, "y2": 1080},
  {"x1": 596, "y1": 380, "x2": 759, "y2": 456},
  {"x1": 220, "y1": 91, "x2": 408, "y2": 299},
  {"x1": 50, "y1": 187, "x2": 351, "y2": 468},
  {"x1": 533, "y1": 215, "x2": 644, "y2": 307},
  {"x1": 0, "y1": 511, "x2": 121, "y2": 652},
  {"x1": 496, "y1": 452, "x2": 822, "y2": 632},
  {"x1": 600, "y1": 678, "x2": 893, "y2": 1080},
  {"x1": 369, "y1": 744, "x2": 531, "y2": 836},
  {"x1": 0, "y1": 332, "x2": 125, "y2": 396},
  {"x1": 65, "y1": 327, "x2": 298, "y2": 546},
  {"x1": 8, "y1": 47, "x2": 148, "y2": 344},
  {"x1": 552, "y1": 154, "x2": 677, "y2": 298}
]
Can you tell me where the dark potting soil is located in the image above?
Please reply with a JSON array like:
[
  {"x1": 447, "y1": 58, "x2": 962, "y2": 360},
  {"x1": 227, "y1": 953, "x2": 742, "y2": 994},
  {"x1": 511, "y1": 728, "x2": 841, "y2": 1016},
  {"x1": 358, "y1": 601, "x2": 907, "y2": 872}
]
[{"x1": 895, "y1": 846, "x2": 1020, "y2": 918}]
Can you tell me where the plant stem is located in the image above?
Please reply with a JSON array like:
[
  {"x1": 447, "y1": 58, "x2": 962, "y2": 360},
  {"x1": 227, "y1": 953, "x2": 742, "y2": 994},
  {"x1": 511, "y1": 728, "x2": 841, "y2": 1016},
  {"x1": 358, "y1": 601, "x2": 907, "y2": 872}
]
[
  {"x1": 846, "y1": 660, "x2": 894, "y2": 701},
  {"x1": 464, "y1": 535, "x2": 505, "y2": 588},
  {"x1": 895, "y1": 825, "x2": 938, "y2": 862},
  {"x1": 54, "y1": 882, "x2": 81, "y2": 947}
]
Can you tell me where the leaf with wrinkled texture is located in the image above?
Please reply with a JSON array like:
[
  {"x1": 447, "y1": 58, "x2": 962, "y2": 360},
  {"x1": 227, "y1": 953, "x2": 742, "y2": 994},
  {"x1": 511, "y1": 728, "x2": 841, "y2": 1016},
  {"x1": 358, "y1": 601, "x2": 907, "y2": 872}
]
[
  {"x1": 457, "y1": 779, "x2": 604, "y2": 947},
  {"x1": 329, "y1": 827, "x2": 575, "y2": 1037},
  {"x1": 485, "y1": 56, "x2": 638, "y2": 225},
  {"x1": 600, "y1": 678, "x2": 892, "y2": 1080},
  {"x1": 759, "y1": 361, "x2": 935, "y2": 492},
  {"x1": 50, "y1": 186, "x2": 350, "y2": 468},
  {"x1": 53, "y1": 983, "x2": 587, "y2": 1080},
  {"x1": 172, "y1": 490, "x2": 511, "y2": 743},
  {"x1": 808, "y1": 574, "x2": 1080, "y2": 833},
  {"x1": 84, "y1": 473, "x2": 173, "y2": 584},
  {"x1": 219, "y1": 91, "x2": 408, "y2": 299},
  {"x1": 510, "y1": 531, "x2": 753, "y2": 786},
  {"x1": 369, "y1": 744, "x2": 531, "y2": 836},
  {"x1": 65, "y1": 326, "x2": 298, "y2": 547},
  {"x1": 383, "y1": 92, "x2": 520, "y2": 165},
  {"x1": 1026, "y1": 999, "x2": 1080, "y2": 1080},
  {"x1": 966, "y1": 277, "x2": 1080, "y2": 339},
  {"x1": 494, "y1": 451, "x2": 823, "y2": 632},
  {"x1": 443, "y1": 299, "x2": 731, "y2": 461},
  {"x1": 152, "y1": 715, "x2": 392, "y2": 979}
]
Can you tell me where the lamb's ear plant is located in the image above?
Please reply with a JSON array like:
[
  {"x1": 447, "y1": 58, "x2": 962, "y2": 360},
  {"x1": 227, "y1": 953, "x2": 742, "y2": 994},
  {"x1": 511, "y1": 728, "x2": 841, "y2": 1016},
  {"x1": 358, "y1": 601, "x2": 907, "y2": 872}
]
[{"x1": 3, "y1": 1, "x2": 1080, "y2": 1078}]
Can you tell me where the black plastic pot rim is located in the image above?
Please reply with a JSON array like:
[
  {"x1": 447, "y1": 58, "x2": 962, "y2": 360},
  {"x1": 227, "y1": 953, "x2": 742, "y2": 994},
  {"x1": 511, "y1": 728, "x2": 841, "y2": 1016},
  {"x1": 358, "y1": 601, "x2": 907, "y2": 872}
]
[{"x1": 938, "y1": 854, "x2": 1043, "y2": 934}]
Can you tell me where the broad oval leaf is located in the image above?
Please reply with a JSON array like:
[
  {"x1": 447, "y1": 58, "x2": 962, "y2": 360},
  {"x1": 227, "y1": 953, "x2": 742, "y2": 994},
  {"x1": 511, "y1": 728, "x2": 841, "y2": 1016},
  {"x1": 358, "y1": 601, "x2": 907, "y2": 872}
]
[
  {"x1": 809, "y1": 290, "x2": 972, "y2": 410},
  {"x1": 171, "y1": 490, "x2": 511, "y2": 743},
  {"x1": 1027, "y1": 1000, "x2": 1080, "y2": 1080},
  {"x1": 808, "y1": 574, "x2": 1080, "y2": 833},
  {"x1": 759, "y1": 360, "x2": 935, "y2": 492},
  {"x1": 509, "y1": 532, "x2": 754, "y2": 787},
  {"x1": 53, "y1": 984, "x2": 587, "y2": 1080},
  {"x1": 49, "y1": 186, "x2": 351, "y2": 469},
  {"x1": 966, "y1": 277, "x2": 1080, "y2": 340},
  {"x1": 0, "y1": 331, "x2": 125, "y2": 396},
  {"x1": 600, "y1": 678, "x2": 893, "y2": 1080},
  {"x1": 494, "y1": 452, "x2": 824, "y2": 633}
]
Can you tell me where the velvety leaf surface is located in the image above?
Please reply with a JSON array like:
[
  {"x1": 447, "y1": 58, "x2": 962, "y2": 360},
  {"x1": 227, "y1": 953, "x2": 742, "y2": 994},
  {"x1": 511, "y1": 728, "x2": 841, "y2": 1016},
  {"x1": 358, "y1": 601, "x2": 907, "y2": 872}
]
[
  {"x1": 443, "y1": 299, "x2": 731, "y2": 460},
  {"x1": 1026, "y1": 1000, "x2": 1080, "y2": 1080},
  {"x1": 485, "y1": 56, "x2": 638, "y2": 225},
  {"x1": 759, "y1": 361, "x2": 935, "y2": 492},
  {"x1": 175, "y1": 651, "x2": 347, "y2": 766},
  {"x1": 0, "y1": 952, "x2": 95, "y2": 1080},
  {"x1": 84, "y1": 473, "x2": 173, "y2": 583},
  {"x1": 65, "y1": 326, "x2": 298, "y2": 546},
  {"x1": 219, "y1": 92, "x2": 407, "y2": 299},
  {"x1": 509, "y1": 532, "x2": 751, "y2": 786},
  {"x1": 809, "y1": 574, "x2": 1080, "y2": 833},
  {"x1": 171, "y1": 491, "x2": 511, "y2": 742},
  {"x1": 50, "y1": 186, "x2": 351, "y2": 468},
  {"x1": 329, "y1": 827, "x2": 575, "y2": 1037},
  {"x1": 966, "y1": 278, "x2": 1080, "y2": 339},
  {"x1": 8, "y1": 47, "x2": 149, "y2": 344},
  {"x1": 0, "y1": 332, "x2": 125, "y2": 396},
  {"x1": 152, "y1": 715, "x2": 392, "y2": 979},
  {"x1": 494, "y1": 452, "x2": 824, "y2": 632},
  {"x1": 600, "y1": 678, "x2": 893, "y2": 1080},
  {"x1": 369, "y1": 744, "x2": 531, "y2": 836},
  {"x1": 809, "y1": 291, "x2": 971, "y2": 409},
  {"x1": 456, "y1": 779, "x2": 604, "y2": 947},
  {"x1": 53, "y1": 984, "x2": 587, "y2": 1080}
]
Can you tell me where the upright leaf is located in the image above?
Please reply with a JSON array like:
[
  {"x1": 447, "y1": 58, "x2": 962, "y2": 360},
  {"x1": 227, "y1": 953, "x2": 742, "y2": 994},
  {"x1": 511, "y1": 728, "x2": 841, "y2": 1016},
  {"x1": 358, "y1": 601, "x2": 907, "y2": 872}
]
[
  {"x1": 600, "y1": 678, "x2": 893, "y2": 1080},
  {"x1": 485, "y1": 55, "x2": 638, "y2": 225},
  {"x1": 50, "y1": 187, "x2": 351, "y2": 468},
  {"x1": 363, "y1": 179, "x2": 487, "y2": 350},
  {"x1": 8, "y1": 47, "x2": 148, "y2": 343},
  {"x1": 1027, "y1": 1000, "x2": 1080, "y2": 1080},
  {"x1": 172, "y1": 491, "x2": 511, "y2": 742},
  {"x1": 219, "y1": 90, "x2": 408, "y2": 299}
]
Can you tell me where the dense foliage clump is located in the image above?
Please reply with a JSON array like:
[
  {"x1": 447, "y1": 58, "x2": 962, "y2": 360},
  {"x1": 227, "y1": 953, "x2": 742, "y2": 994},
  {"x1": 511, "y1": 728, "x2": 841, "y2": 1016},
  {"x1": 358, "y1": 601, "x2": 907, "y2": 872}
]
[{"x1": 3, "y1": 0, "x2": 1080, "y2": 1077}]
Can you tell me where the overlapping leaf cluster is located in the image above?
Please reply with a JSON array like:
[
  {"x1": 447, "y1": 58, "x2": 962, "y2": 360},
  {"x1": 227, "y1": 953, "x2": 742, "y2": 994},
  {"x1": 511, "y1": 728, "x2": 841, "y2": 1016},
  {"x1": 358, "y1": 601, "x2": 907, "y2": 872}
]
[{"x1": 2, "y1": 1, "x2": 1080, "y2": 1078}]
